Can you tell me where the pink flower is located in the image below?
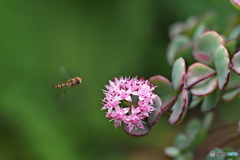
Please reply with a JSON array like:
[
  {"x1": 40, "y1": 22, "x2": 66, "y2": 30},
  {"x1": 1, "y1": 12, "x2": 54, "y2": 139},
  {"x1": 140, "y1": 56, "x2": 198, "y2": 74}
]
[
  {"x1": 101, "y1": 76, "x2": 157, "y2": 132},
  {"x1": 231, "y1": 0, "x2": 240, "y2": 6},
  {"x1": 231, "y1": 0, "x2": 240, "y2": 9}
]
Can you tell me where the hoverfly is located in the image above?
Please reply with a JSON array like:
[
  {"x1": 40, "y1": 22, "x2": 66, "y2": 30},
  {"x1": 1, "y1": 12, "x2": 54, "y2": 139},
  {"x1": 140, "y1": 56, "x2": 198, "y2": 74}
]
[
  {"x1": 54, "y1": 67, "x2": 83, "y2": 100},
  {"x1": 54, "y1": 77, "x2": 82, "y2": 89}
]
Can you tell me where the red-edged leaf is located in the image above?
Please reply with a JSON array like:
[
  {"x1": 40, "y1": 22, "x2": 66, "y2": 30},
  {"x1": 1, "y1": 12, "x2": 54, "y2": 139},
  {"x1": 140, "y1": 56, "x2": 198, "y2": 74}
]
[
  {"x1": 167, "y1": 36, "x2": 190, "y2": 65},
  {"x1": 222, "y1": 88, "x2": 240, "y2": 102},
  {"x1": 147, "y1": 96, "x2": 162, "y2": 126},
  {"x1": 169, "y1": 89, "x2": 188, "y2": 125},
  {"x1": 201, "y1": 89, "x2": 220, "y2": 113},
  {"x1": 123, "y1": 122, "x2": 151, "y2": 137},
  {"x1": 232, "y1": 51, "x2": 240, "y2": 75},
  {"x1": 149, "y1": 76, "x2": 177, "y2": 113},
  {"x1": 193, "y1": 31, "x2": 224, "y2": 66},
  {"x1": 172, "y1": 57, "x2": 186, "y2": 92},
  {"x1": 190, "y1": 76, "x2": 218, "y2": 96},
  {"x1": 214, "y1": 45, "x2": 230, "y2": 90},
  {"x1": 186, "y1": 63, "x2": 216, "y2": 89},
  {"x1": 188, "y1": 96, "x2": 203, "y2": 109}
]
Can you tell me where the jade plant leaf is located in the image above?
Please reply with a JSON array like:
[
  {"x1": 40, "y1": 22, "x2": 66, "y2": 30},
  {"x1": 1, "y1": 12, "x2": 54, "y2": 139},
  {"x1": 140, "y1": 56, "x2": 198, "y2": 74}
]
[
  {"x1": 193, "y1": 31, "x2": 224, "y2": 66},
  {"x1": 188, "y1": 96, "x2": 203, "y2": 109},
  {"x1": 173, "y1": 133, "x2": 188, "y2": 150},
  {"x1": 214, "y1": 45, "x2": 230, "y2": 90},
  {"x1": 186, "y1": 119, "x2": 201, "y2": 138},
  {"x1": 193, "y1": 23, "x2": 206, "y2": 41},
  {"x1": 222, "y1": 88, "x2": 240, "y2": 102},
  {"x1": 229, "y1": 25, "x2": 240, "y2": 40},
  {"x1": 225, "y1": 40, "x2": 237, "y2": 57},
  {"x1": 190, "y1": 76, "x2": 218, "y2": 96},
  {"x1": 147, "y1": 96, "x2": 162, "y2": 126},
  {"x1": 169, "y1": 16, "x2": 197, "y2": 38},
  {"x1": 185, "y1": 119, "x2": 206, "y2": 150},
  {"x1": 173, "y1": 43, "x2": 194, "y2": 66},
  {"x1": 201, "y1": 89, "x2": 220, "y2": 113},
  {"x1": 188, "y1": 129, "x2": 207, "y2": 151},
  {"x1": 164, "y1": 146, "x2": 180, "y2": 157},
  {"x1": 123, "y1": 122, "x2": 151, "y2": 137},
  {"x1": 206, "y1": 148, "x2": 224, "y2": 160},
  {"x1": 167, "y1": 36, "x2": 190, "y2": 65},
  {"x1": 149, "y1": 75, "x2": 177, "y2": 113},
  {"x1": 232, "y1": 51, "x2": 240, "y2": 75},
  {"x1": 224, "y1": 70, "x2": 240, "y2": 90},
  {"x1": 169, "y1": 89, "x2": 188, "y2": 125},
  {"x1": 172, "y1": 58, "x2": 186, "y2": 93},
  {"x1": 186, "y1": 63, "x2": 216, "y2": 89},
  {"x1": 180, "y1": 152, "x2": 194, "y2": 160},
  {"x1": 202, "y1": 112, "x2": 214, "y2": 131}
]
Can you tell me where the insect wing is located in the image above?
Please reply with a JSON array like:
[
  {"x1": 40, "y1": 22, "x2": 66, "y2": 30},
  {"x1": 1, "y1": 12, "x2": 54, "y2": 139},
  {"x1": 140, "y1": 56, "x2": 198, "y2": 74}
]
[{"x1": 59, "y1": 66, "x2": 72, "y2": 79}]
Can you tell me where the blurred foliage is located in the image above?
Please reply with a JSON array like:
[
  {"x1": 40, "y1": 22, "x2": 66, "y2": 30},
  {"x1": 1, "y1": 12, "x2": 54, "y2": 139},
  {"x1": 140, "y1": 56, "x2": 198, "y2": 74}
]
[{"x1": 0, "y1": 0, "x2": 239, "y2": 160}]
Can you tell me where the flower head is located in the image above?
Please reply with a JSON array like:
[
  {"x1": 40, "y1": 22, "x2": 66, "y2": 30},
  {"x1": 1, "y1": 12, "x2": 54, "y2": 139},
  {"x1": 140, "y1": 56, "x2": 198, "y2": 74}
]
[{"x1": 101, "y1": 76, "x2": 157, "y2": 132}]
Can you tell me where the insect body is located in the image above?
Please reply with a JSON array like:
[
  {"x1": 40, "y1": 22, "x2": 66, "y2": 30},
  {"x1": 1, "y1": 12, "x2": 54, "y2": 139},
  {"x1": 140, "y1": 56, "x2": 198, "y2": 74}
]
[{"x1": 54, "y1": 77, "x2": 82, "y2": 89}]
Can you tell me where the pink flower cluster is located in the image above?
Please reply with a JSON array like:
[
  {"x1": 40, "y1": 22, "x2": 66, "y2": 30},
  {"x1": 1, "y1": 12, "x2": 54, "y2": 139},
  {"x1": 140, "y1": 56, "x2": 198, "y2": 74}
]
[{"x1": 101, "y1": 77, "x2": 157, "y2": 132}]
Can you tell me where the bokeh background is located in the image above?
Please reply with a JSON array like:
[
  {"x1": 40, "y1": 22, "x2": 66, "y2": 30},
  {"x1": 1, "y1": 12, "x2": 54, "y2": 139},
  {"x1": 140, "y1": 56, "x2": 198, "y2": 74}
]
[{"x1": 0, "y1": 0, "x2": 239, "y2": 160}]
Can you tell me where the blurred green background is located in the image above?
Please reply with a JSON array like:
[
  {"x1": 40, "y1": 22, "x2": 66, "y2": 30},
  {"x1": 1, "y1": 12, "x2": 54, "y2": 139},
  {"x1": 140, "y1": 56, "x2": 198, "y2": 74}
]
[{"x1": 0, "y1": 0, "x2": 239, "y2": 160}]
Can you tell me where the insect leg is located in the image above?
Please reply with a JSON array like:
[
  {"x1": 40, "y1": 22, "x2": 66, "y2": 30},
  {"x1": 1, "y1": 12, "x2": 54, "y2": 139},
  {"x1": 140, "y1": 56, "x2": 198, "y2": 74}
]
[{"x1": 59, "y1": 88, "x2": 69, "y2": 101}]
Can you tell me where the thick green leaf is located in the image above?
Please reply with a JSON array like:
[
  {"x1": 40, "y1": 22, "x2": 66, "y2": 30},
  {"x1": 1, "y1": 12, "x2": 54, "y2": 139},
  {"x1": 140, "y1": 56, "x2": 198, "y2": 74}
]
[
  {"x1": 167, "y1": 36, "x2": 190, "y2": 65},
  {"x1": 169, "y1": 12, "x2": 215, "y2": 39},
  {"x1": 229, "y1": 25, "x2": 240, "y2": 40},
  {"x1": 225, "y1": 40, "x2": 237, "y2": 57},
  {"x1": 214, "y1": 45, "x2": 230, "y2": 90},
  {"x1": 201, "y1": 89, "x2": 220, "y2": 113},
  {"x1": 206, "y1": 148, "x2": 224, "y2": 160},
  {"x1": 193, "y1": 31, "x2": 224, "y2": 66},
  {"x1": 181, "y1": 152, "x2": 194, "y2": 160},
  {"x1": 149, "y1": 76, "x2": 177, "y2": 113},
  {"x1": 164, "y1": 146, "x2": 180, "y2": 157},
  {"x1": 190, "y1": 76, "x2": 218, "y2": 96},
  {"x1": 193, "y1": 23, "x2": 206, "y2": 41},
  {"x1": 173, "y1": 133, "x2": 188, "y2": 150},
  {"x1": 123, "y1": 122, "x2": 151, "y2": 137},
  {"x1": 222, "y1": 88, "x2": 240, "y2": 102},
  {"x1": 202, "y1": 112, "x2": 214, "y2": 131},
  {"x1": 186, "y1": 119, "x2": 201, "y2": 138},
  {"x1": 186, "y1": 63, "x2": 216, "y2": 89},
  {"x1": 169, "y1": 89, "x2": 188, "y2": 125},
  {"x1": 175, "y1": 152, "x2": 194, "y2": 160},
  {"x1": 232, "y1": 51, "x2": 240, "y2": 75},
  {"x1": 169, "y1": 17, "x2": 197, "y2": 38},
  {"x1": 147, "y1": 96, "x2": 162, "y2": 126},
  {"x1": 188, "y1": 130, "x2": 207, "y2": 150},
  {"x1": 185, "y1": 119, "x2": 206, "y2": 150},
  {"x1": 181, "y1": 16, "x2": 199, "y2": 37},
  {"x1": 172, "y1": 58, "x2": 186, "y2": 92},
  {"x1": 224, "y1": 70, "x2": 240, "y2": 90},
  {"x1": 174, "y1": 43, "x2": 194, "y2": 66},
  {"x1": 188, "y1": 96, "x2": 203, "y2": 109}
]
